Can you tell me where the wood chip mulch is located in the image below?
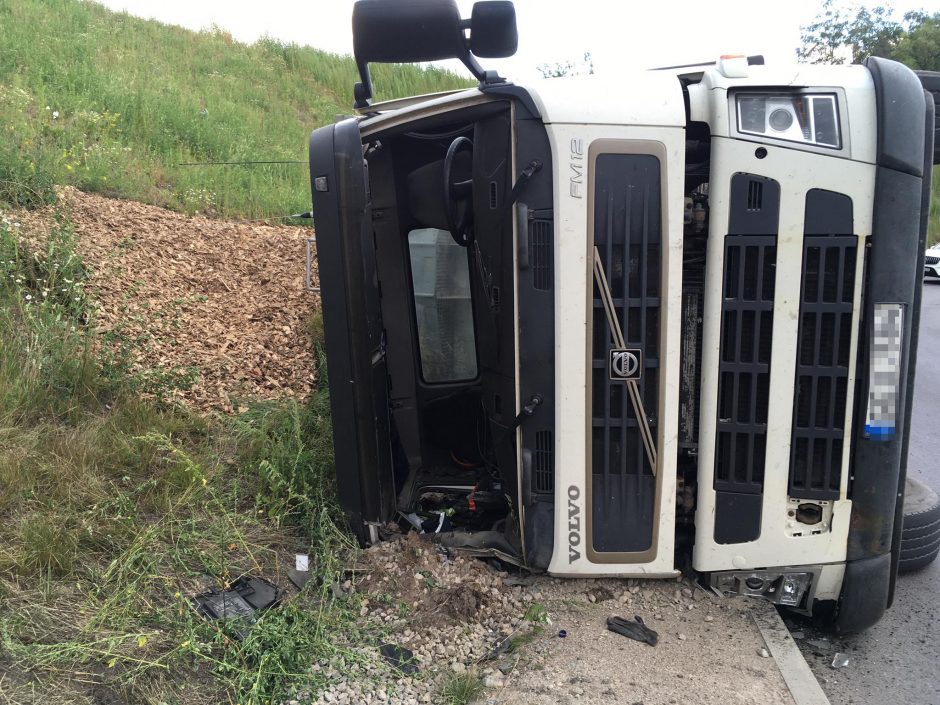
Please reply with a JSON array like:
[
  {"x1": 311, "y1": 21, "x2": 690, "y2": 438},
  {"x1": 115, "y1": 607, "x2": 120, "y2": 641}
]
[{"x1": 17, "y1": 188, "x2": 320, "y2": 412}]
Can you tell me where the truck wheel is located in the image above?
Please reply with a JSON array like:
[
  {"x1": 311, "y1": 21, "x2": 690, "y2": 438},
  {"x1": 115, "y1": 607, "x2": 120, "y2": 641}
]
[{"x1": 899, "y1": 476, "x2": 940, "y2": 574}]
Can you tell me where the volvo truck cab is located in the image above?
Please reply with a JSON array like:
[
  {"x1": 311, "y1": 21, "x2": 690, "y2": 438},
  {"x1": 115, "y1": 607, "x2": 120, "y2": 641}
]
[{"x1": 309, "y1": 0, "x2": 939, "y2": 633}]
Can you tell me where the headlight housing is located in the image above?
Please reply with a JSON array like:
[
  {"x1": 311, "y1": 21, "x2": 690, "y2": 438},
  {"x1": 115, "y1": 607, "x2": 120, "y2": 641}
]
[{"x1": 734, "y1": 92, "x2": 842, "y2": 149}]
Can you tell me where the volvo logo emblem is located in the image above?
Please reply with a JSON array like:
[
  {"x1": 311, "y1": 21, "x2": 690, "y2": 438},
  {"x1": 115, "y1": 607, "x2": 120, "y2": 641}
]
[{"x1": 609, "y1": 349, "x2": 642, "y2": 380}]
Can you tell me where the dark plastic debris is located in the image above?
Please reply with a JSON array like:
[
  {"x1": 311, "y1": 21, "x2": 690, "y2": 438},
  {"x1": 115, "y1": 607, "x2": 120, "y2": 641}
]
[
  {"x1": 192, "y1": 576, "x2": 281, "y2": 637},
  {"x1": 379, "y1": 643, "x2": 419, "y2": 675},
  {"x1": 288, "y1": 568, "x2": 311, "y2": 589},
  {"x1": 488, "y1": 636, "x2": 512, "y2": 659},
  {"x1": 558, "y1": 629, "x2": 567, "y2": 638},
  {"x1": 606, "y1": 615, "x2": 659, "y2": 646}
]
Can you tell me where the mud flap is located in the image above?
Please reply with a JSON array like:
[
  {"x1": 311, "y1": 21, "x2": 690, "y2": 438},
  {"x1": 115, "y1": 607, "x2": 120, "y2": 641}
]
[{"x1": 836, "y1": 554, "x2": 890, "y2": 634}]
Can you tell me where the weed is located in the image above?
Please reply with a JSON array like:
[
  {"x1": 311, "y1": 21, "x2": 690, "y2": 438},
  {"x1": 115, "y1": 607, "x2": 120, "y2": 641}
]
[
  {"x1": 0, "y1": 211, "x2": 104, "y2": 423},
  {"x1": 441, "y1": 670, "x2": 485, "y2": 705},
  {"x1": 508, "y1": 624, "x2": 544, "y2": 653},
  {"x1": 18, "y1": 518, "x2": 79, "y2": 576},
  {"x1": 418, "y1": 570, "x2": 437, "y2": 591},
  {"x1": 523, "y1": 601, "x2": 550, "y2": 624}
]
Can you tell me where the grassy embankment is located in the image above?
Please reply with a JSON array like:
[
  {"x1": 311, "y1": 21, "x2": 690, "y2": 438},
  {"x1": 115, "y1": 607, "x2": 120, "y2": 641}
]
[
  {"x1": 0, "y1": 0, "x2": 472, "y2": 218},
  {"x1": 0, "y1": 214, "x2": 368, "y2": 705},
  {"x1": 0, "y1": 1, "x2": 472, "y2": 703}
]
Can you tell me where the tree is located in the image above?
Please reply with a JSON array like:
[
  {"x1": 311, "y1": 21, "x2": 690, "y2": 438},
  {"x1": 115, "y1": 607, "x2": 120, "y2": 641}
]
[
  {"x1": 799, "y1": 1, "x2": 902, "y2": 64},
  {"x1": 799, "y1": 1, "x2": 940, "y2": 71},
  {"x1": 538, "y1": 60, "x2": 577, "y2": 79},
  {"x1": 537, "y1": 52, "x2": 595, "y2": 79},
  {"x1": 892, "y1": 12, "x2": 940, "y2": 71}
]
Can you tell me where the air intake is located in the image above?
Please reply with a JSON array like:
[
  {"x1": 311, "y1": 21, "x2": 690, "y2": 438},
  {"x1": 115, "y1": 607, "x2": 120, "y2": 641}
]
[
  {"x1": 714, "y1": 174, "x2": 780, "y2": 544},
  {"x1": 747, "y1": 180, "x2": 763, "y2": 211},
  {"x1": 789, "y1": 189, "x2": 857, "y2": 500},
  {"x1": 529, "y1": 219, "x2": 553, "y2": 291},
  {"x1": 533, "y1": 429, "x2": 554, "y2": 493}
]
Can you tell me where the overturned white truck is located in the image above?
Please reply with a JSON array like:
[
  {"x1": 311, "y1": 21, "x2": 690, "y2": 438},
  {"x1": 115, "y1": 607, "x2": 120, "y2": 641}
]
[{"x1": 309, "y1": 0, "x2": 940, "y2": 632}]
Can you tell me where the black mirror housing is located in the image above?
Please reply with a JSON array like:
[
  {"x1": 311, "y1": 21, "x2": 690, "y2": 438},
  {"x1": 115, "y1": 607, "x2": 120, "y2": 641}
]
[
  {"x1": 351, "y1": 0, "x2": 517, "y2": 109},
  {"x1": 353, "y1": 0, "x2": 465, "y2": 65},
  {"x1": 470, "y1": 1, "x2": 517, "y2": 58}
]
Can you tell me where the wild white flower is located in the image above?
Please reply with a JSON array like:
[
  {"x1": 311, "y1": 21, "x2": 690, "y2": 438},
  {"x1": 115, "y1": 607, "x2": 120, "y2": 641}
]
[
  {"x1": 24, "y1": 294, "x2": 32, "y2": 301},
  {"x1": 52, "y1": 110, "x2": 59, "y2": 120}
]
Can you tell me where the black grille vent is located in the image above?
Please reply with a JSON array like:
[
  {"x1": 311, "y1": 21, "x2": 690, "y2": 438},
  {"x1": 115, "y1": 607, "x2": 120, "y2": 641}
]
[
  {"x1": 714, "y1": 173, "x2": 780, "y2": 545},
  {"x1": 715, "y1": 237, "x2": 776, "y2": 494},
  {"x1": 530, "y1": 219, "x2": 553, "y2": 291},
  {"x1": 590, "y1": 153, "x2": 661, "y2": 554},
  {"x1": 926, "y1": 255, "x2": 939, "y2": 265},
  {"x1": 533, "y1": 430, "x2": 554, "y2": 494},
  {"x1": 789, "y1": 236, "x2": 857, "y2": 500},
  {"x1": 747, "y1": 180, "x2": 763, "y2": 211},
  {"x1": 489, "y1": 180, "x2": 498, "y2": 209}
]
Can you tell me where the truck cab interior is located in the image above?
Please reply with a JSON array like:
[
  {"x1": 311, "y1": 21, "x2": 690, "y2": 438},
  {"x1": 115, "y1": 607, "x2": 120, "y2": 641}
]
[
  {"x1": 370, "y1": 102, "x2": 520, "y2": 542},
  {"x1": 310, "y1": 93, "x2": 555, "y2": 562}
]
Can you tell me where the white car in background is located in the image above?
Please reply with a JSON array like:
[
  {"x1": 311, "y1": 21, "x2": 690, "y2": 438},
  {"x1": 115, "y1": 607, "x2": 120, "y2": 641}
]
[{"x1": 926, "y1": 243, "x2": 940, "y2": 280}]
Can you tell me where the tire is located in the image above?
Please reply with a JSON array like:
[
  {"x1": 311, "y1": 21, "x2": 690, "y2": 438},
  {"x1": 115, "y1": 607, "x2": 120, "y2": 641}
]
[{"x1": 899, "y1": 476, "x2": 940, "y2": 574}]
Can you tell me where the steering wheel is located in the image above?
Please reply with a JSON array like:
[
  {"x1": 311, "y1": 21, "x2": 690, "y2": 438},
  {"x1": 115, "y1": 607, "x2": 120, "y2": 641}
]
[{"x1": 443, "y1": 136, "x2": 474, "y2": 246}]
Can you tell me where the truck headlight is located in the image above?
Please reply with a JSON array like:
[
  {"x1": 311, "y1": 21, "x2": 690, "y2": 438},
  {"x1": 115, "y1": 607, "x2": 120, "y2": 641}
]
[{"x1": 735, "y1": 92, "x2": 841, "y2": 149}]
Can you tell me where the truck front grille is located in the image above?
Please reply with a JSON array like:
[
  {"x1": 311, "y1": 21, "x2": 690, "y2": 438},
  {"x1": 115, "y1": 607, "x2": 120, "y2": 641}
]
[{"x1": 590, "y1": 153, "x2": 661, "y2": 554}]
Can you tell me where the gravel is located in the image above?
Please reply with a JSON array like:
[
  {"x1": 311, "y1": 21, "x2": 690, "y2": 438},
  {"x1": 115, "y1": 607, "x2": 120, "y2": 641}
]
[
  {"x1": 292, "y1": 533, "x2": 796, "y2": 705},
  {"x1": 297, "y1": 533, "x2": 536, "y2": 705}
]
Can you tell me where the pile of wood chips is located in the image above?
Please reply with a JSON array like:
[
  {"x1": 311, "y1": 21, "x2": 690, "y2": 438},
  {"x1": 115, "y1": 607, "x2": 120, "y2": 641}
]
[{"x1": 18, "y1": 188, "x2": 320, "y2": 412}]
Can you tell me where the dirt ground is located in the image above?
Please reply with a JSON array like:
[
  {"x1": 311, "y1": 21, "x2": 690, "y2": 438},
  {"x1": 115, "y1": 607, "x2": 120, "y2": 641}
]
[
  {"x1": 16, "y1": 187, "x2": 318, "y2": 411},
  {"x1": 492, "y1": 579, "x2": 796, "y2": 705}
]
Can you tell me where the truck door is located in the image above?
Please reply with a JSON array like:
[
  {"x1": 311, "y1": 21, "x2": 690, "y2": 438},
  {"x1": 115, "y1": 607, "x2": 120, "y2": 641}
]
[{"x1": 309, "y1": 118, "x2": 395, "y2": 541}]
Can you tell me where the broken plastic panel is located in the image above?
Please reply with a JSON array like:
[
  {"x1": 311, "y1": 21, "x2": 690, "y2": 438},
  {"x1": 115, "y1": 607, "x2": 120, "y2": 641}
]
[
  {"x1": 379, "y1": 643, "x2": 419, "y2": 674},
  {"x1": 192, "y1": 576, "x2": 281, "y2": 637}
]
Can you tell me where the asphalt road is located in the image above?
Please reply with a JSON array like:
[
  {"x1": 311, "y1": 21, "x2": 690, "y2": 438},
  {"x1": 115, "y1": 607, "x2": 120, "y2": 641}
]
[{"x1": 796, "y1": 280, "x2": 940, "y2": 705}]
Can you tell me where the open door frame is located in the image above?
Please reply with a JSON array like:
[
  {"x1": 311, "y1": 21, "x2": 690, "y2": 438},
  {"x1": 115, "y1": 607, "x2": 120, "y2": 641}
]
[{"x1": 309, "y1": 118, "x2": 396, "y2": 541}]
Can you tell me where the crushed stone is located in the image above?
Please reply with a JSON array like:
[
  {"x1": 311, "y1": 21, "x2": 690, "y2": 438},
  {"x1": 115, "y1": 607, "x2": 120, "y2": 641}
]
[{"x1": 296, "y1": 533, "x2": 797, "y2": 705}]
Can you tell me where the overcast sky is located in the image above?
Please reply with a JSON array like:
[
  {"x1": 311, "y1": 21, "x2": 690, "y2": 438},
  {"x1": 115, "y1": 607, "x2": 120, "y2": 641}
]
[{"x1": 97, "y1": 0, "x2": 928, "y2": 82}]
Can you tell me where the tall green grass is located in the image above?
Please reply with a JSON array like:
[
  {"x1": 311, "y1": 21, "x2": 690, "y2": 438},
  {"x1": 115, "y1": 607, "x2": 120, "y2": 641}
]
[
  {"x1": 0, "y1": 0, "x2": 472, "y2": 218},
  {"x1": 0, "y1": 212, "x2": 360, "y2": 704}
]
